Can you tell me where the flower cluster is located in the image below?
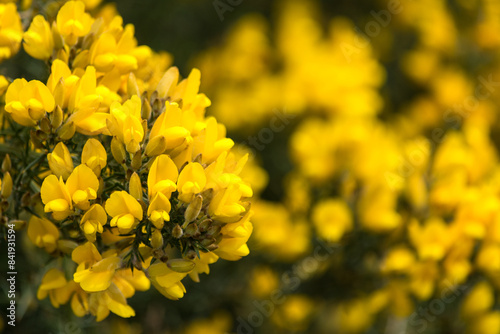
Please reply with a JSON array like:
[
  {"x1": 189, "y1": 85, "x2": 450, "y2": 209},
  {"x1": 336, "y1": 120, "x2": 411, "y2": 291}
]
[{"x1": 0, "y1": 0, "x2": 252, "y2": 321}]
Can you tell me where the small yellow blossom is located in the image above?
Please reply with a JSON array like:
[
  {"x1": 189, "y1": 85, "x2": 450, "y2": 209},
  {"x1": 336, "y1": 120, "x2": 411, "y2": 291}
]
[{"x1": 23, "y1": 15, "x2": 54, "y2": 60}]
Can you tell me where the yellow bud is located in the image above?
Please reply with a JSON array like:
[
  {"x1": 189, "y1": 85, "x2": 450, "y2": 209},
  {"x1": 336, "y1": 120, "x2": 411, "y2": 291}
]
[
  {"x1": 127, "y1": 73, "x2": 140, "y2": 97},
  {"x1": 40, "y1": 117, "x2": 51, "y2": 134},
  {"x1": 156, "y1": 66, "x2": 179, "y2": 99},
  {"x1": 131, "y1": 149, "x2": 142, "y2": 170},
  {"x1": 111, "y1": 137, "x2": 126, "y2": 165},
  {"x1": 151, "y1": 229, "x2": 163, "y2": 249},
  {"x1": 126, "y1": 139, "x2": 140, "y2": 155},
  {"x1": 184, "y1": 195, "x2": 202, "y2": 226},
  {"x1": 2, "y1": 154, "x2": 11, "y2": 173},
  {"x1": 129, "y1": 172, "x2": 142, "y2": 200},
  {"x1": 51, "y1": 105, "x2": 64, "y2": 129},
  {"x1": 145, "y1": 136, "x2": 167, "y2": 157},
  {"x1": 141, "y1": 96, "x2": 152, "y2": 120},
  {"x1": 57, "y1": 121, "x2": 75, "y2": 140},
  {"x1": 2, "y1": 172, "x2": 13, "y2": 198},
  {"x1": 167, "y1": 259, "x2": 195, "y2": 273},
  {"x1": 52, "y1": 78, "x2": 65, "y2": 108}
]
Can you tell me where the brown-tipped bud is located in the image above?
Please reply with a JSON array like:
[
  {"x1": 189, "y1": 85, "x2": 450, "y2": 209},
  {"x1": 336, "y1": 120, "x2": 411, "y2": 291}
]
[
  {"x1": 2, "y1": 154, "x2": 11, "y2": 173},
  {"x1": 128, "y1": 73, "x2": 140, "y2": 97},
  {"x1": 172, "y1": 224, "x2": 183, "y2": 238},
  {"x1": 206, "y1": 244, "x2": 218, "y2": 252},
  {"x1": 35, "y1": 129, "x2": 48, "y2": 142},
  {"x1": 132, "y1": 254, "x2": 143, "y2": 270},
  {"x1": 152, "y1": 98, "x2": 163, "y2": 114},
  {"x1": 184, "y1": 223, "x2": 200, "y2": 238},
  {"x1": 0, "y1": 200, "x2": 8, "y2": 212},
  {"x1": 198, "y1": 219, "x2": 213, "y2": 233},
  {"x1": 131, "y1": 150, "x2": 142, "y2": 170},
  {"x1": 184, "y1": 195, "x2": 202, "y2": 226},
  {"x1": 201, "y1": 237, "x2": 216, "y2": 247},
  {"x1": 141, "y1": 97, "x2": 152, "y2": 120},
  {"x1": 57, "y1": 121, "x2": 75, "y2": 140},
  {"x1": 21, "y1": 192, "x2": 31, "y2": 207},
  {"x1": 151, "y1": 229, "x2": 163, "y2": 250},
  {"x1": 185, "y1": 249, "x2": 197, "y2": 260},
  {"x1": 167, "y1": 259, "x2": 195, "y2": 273},
  {"x1": 51, "y1": 105, "x2": 64, "y2": 129},
  {"x1": 129, "y1": 172, "x2": 142, "y2": 200},
  {"x1": 206, "y1": 225, "x2": 221, "y2": 238},
  {"x1": 57, "y1": 239, "x2": 79, "y2": 254},
  {"x1": 152, "y1": 248, "x2": 165, "y2": 260},
  {"x1": 1, "y1": 172, "x2": 12, "y2": 198},
  {"x1": 111, "y1": 137, "x2": 126, "y2": 165},
  {"x1": 145, "y1": 136, "x2": 166, "y2": 157},
  {"x1": 40, "y1": 117, "x2": 51, "y2": 134}
]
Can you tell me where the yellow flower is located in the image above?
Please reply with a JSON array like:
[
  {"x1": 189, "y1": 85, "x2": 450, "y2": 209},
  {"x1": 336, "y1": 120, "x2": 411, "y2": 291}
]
[
  {"x1": 56, "y1": 0, "x2": 93, "y2": 46},
  {"x1": 188, "y1": 252, "x2": 219, "y2": 283},
  {"x1": 27, "y1": 215, "x2": 60, "y2": 253},
  {"x1": 409, "y1": 218, "x2": 454, "y2": 261},
  {"x1": 461, "y1": 281, "x2": 494, "y2": 319},
  {"x1": 88, "y1": 283, "x2": 135, "y2": 321},
  {"x1": 5, "y1": 79, "x2": 55, "y2": 126},
  {"x1": 106, "y1": 95, "x2": 144, "y2": 154},
  {"x1": 147, "y1": 192, "x2": 171, "y2": 229},
  {"x1": 311, "y1": 198, "x2": 352, "y2": 242},
  {"x1": 72, "y1": 242, "x2": 121, "y2": 292},
  {"x1": 177, "y1": 162, "x2": 206, "y2": 203},
  {"x1": 41, "y1": 164, "x2": 99, "y2": 220},
  {"x1": 0, "y1": 3, "x2": 22, "y2": 61},
  {"x1": 147, "y1": 154, "x2": 178, "y2": 199},
  {"x1": 47, "y1": 142, "x2": 74, "y2": 180},
  {"x1": 81, "y1": 138, "x2": 107, "y2": 176},
  {"x1": 146, "y1": 102, "x2": 191, "y2": 156},
  {"x1": 23, "y1": 15, "x2": 54, "y2": 60},
  {"x1": 148, "y1": 262, "x2": 190, "y2": 300},
  {"x1": 215, "y1": 209, "x2": 253, "y2": 261},
  {"x1": 208, "y1": 184, "x2": 246, "y2": 222},
  {"x1": 47, "y1": 59, "x2": 80, "y2": 109},
  {"x1": 105, "y1": 190, "x2": 143, "y2": 234},
  {"x1": 37, "y1": 269, "x2": 73, "y2": 308},
  {"x1": 80, "y1": 204, "x2": 107, "y2": 242},
  {"x1": 89, "y1": 27, "x2": 138, "y2": 74}
]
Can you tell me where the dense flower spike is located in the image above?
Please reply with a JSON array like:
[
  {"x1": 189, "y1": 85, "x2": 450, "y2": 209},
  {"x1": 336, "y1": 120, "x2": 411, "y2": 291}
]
[{"x1": 0, "y1": 0, "x2": 254, "y2": 322}]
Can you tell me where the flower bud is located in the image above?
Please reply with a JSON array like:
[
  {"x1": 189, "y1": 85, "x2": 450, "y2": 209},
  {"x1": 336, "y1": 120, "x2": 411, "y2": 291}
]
[
  {"x1": 145, "y1": 136, "x2": 167, "y2": 157},
  {"x1": 184, "y1": 223, "x2": 200, "y2": 238},
  {"x1": 131, "y1": 149, "x2": 142, "y2": 170},
  {"x1": 51, "y1": 105, "x2": 64, "y2": 129},
  {"x1": 129, "y1": 172, "x2": 142, "y2": 200},
  {"x1": 184, "y1": 195, "x2": 202, "y2": 226},
  {"x1": 127, "y1": 73, "x2": 140, "y2": 97},
  {"x1": 172, "y1": 224, "x2": 183, "y2": 238},
  {"x1": 40, "y1": 117, "x2": 51, "y2": 134},
  {"x1": 141, "y1": 96, "x2": 152, "y2": 120},
  {"x1": 1, "y1": 172, "x2": 12, "y2": 198},
  {"x1": 47, "y1": 142, "x2": 74, "y2": 180},
  {"x1": 167, "y1": 259, "x2": 195, "y2": 273},
  {"x1": 57, "y1": 121, "x2": 75, "y2": 140},
  {"x1": 151, "y1": 229, "x2": 163, "y2": 249},
  {"x1": 111, "y1": 137, "x2": 126, "y2": 165},
  {"x1": 2, "y1": 154, "x2": 11, "y2": 173},
  {"x1": 198, "y1": 218, "x2": 212, "y2": 233}
]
